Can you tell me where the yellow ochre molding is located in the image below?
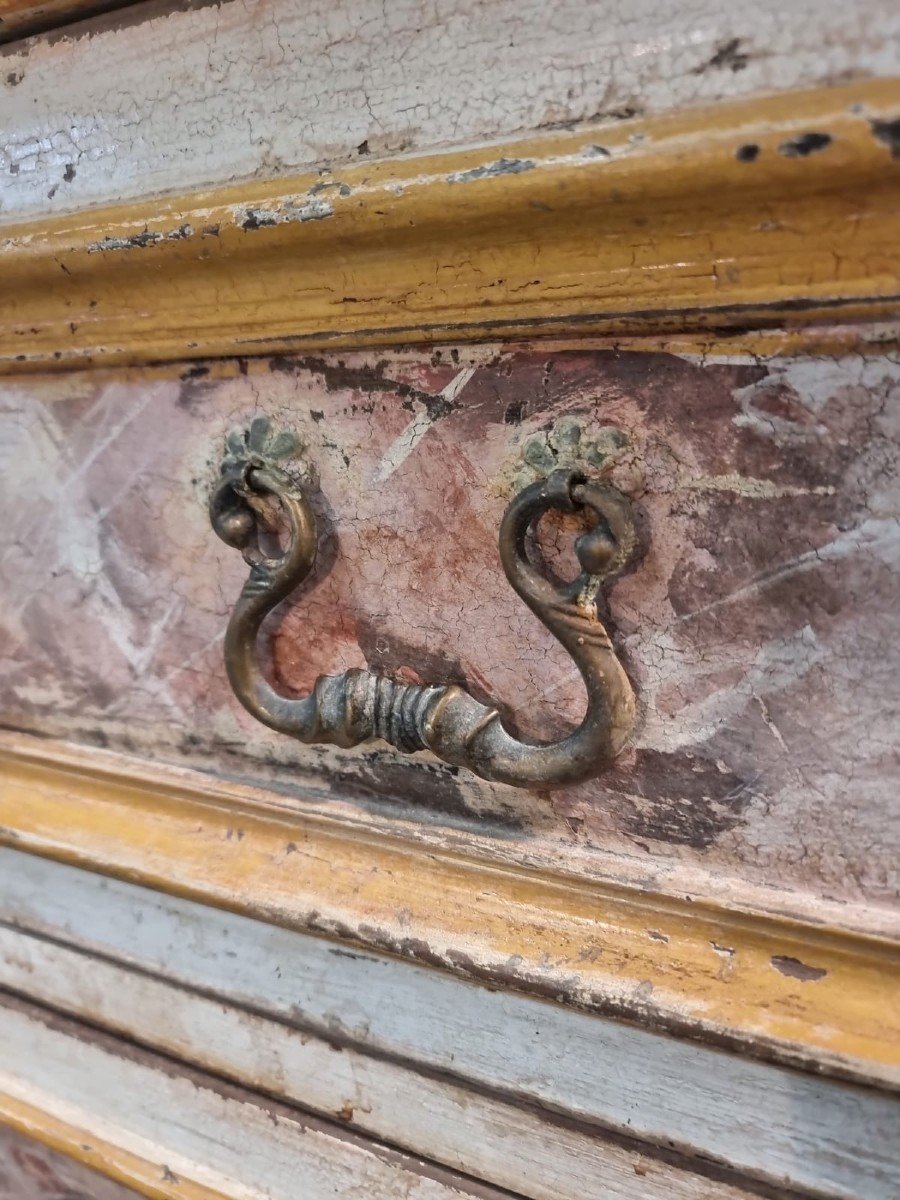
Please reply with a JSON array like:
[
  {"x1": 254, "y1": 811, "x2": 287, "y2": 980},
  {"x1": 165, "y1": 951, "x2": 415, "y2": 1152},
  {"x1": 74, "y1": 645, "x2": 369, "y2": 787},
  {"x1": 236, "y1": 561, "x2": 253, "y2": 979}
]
[
  {"x1": 1, "y1": 79, "x2": 899, "y2": 372},
  {"x1": 0, "y1": 1091, "x2": 228, "y2": 1200},
  {"x1": 0, "y1": 731, "x2": 897, "y2": 1087},
  {"x1": 0, "y1": 0, "x2": 123, "y2": 43}
]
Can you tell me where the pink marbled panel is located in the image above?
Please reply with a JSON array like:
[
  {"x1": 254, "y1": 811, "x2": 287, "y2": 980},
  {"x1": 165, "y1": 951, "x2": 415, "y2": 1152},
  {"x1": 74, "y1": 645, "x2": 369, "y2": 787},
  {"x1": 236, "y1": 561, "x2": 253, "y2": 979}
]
[
  {"x1": 0, "y1": 346, "x2": 897, "y2": 906},
  {"x1": 0, "y1": 1125, "x2": 140, "y2": 1200}
]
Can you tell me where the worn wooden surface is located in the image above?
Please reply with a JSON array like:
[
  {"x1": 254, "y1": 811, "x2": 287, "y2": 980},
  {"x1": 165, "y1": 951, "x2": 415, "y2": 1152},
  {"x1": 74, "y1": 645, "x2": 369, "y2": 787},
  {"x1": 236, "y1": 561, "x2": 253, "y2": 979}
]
[
  {"x1": 0, "y1": 995, "x2": 520, "y2": 1200},
  {"x1": 1, "y1": 0, "x2": 899, "y2": 221},
  {"x1": 0, "y1": 942, "x2": 778, "y2": 1200},
  {"x1": 0, "y1": 848, "x2": 897, "y2": 1199},
  {"x1": 3, "y1": 732, "x2": 897, "y2": 1085},
  {"x1": 0, "y1": 0, "x2": 131, "y2": 44},
  {"x1": 3, "y1": 80, "x2": 900, "y2": 369},
  {"x1": 1, "y1": 344, "x2": 897, "y2": 913},
  {"x1": 0, "y1": 1123, "x2": 142, "y2": 1200}
]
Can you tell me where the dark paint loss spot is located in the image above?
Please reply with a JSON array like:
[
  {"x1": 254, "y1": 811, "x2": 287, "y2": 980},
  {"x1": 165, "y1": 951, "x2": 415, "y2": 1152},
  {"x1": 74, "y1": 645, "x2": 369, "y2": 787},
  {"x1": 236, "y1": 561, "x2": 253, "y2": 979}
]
[
  {"x1": 771, "y1": 955, "x2": 827, "y2": 982},
  {"x1": 610, "y1": 749, "x2": 754, "y2": 849},
  {"x1": 271, "y1": 355, "x2": 461, "y2": 422},
  {"x1": 870, "y1": 117, "x2": 900, "y2": 159},
  {"x1": 778, "y1": 132, "x2": 833, "y2": 158},
  {"x1": 736, "y1": 143, "x2": 759, "y2": 163},
  {"x1": 241, "y1": 209, "x2": 278, "y2": 230},
  {"x1": 692, "y1": 37, "x2": 749, "y2": 74},
  {"x1": 180, "y1": 363, "x2": 210, "y2": 380}
]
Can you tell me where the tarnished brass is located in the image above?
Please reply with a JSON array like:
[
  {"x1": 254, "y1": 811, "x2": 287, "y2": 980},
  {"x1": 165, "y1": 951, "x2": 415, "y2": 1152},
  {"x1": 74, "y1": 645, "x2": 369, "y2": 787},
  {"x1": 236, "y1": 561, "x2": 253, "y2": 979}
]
[{"x1": 210, "y1": 419, "x2": 638, "y2": 788}]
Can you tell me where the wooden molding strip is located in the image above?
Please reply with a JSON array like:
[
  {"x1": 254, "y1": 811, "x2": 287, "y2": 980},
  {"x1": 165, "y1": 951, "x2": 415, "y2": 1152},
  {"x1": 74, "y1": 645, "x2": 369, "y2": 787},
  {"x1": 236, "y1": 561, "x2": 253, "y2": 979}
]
[
  {"x1": 0, "y1": 995, "x2": 508, "y2": 1200},
  {"x1": 0, "y1": 1092, "x2": 227, "y2": 1200},
  {"x1": 0, "y1": 731, "x2": 897, "y2": 1086},
  {"x1": 2, "y1": 850, "x2": 897, "y2": 1198},
  {"x1": 0, "y1": 0, "x2": 134, "y2": 43},
  {"x1": 1, "y1": 79, "x2": 899, "y2": 372}
]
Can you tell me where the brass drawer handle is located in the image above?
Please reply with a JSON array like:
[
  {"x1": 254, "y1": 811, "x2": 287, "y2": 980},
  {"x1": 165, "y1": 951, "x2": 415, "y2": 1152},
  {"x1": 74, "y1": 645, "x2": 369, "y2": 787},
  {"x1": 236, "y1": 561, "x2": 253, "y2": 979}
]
[{"x1": 210, "y1": 420, "x2": 638, "y2": 788}]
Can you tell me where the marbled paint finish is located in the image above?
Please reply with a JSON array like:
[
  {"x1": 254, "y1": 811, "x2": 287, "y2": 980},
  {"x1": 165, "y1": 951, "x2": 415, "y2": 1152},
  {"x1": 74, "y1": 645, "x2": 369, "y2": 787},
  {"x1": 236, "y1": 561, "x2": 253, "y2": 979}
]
[
  {"x1": 0, "y1": 1125, "x2": 139, "y2": 1200},
  {"x1": 0, "y1": 346, "x2": 897, "y2": 909}
]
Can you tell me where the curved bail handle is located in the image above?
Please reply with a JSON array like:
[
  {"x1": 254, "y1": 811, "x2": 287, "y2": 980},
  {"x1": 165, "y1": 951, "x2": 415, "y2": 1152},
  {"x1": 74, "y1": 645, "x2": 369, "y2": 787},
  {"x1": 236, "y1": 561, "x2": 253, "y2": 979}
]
[
  {"x1": 419, "y1": 467, "x2": 637, "y2": 786},
  {"x1": 210, "y1": 462, "x2": 317, "y2": 593},
  {"x1": 498, "y1": 468, "x2": 637, "y2": 606},
  {"x1": 209, "y1": 430, "x2": 639, "y2": 788}
]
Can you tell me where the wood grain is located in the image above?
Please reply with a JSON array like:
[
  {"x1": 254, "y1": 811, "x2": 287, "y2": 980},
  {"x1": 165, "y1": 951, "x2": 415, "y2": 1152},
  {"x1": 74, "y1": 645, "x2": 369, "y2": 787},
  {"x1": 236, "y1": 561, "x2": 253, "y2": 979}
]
[
  {"x1": 0, "y1": 0, "x2": 134, "y2": 44},
  {"x1": 1, "y1": 848, "x2": 897, "y2": 1198},
  {"x1": 0, "y1": 996, "x2": 514, "y2": 1200},
  {"x1": 2, "y1": 0, "x2": 898, "y2": 220},
  {"x1": 0, "y1": 732, "x2": 897, "y2": 1086},
  {"x1": 1, "y1": 81, "x2": 899, "y2": 370}
]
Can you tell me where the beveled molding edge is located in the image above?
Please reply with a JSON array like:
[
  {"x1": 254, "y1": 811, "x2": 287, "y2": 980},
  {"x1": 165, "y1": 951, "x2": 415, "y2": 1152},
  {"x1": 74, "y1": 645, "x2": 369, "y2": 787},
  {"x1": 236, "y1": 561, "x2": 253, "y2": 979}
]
[
  {"x1": 1, "y1": 79, "x2": 899, "y2": 373},
  {"x1": 0, "y1": 731, "x2": 897, "y2": 1088},
  {"x1": 0, "y1": 1089, "x2": 227, "y2": 1200},
  {"x1": 0, "y1": 0, "x2": 127, "y2": 44}
]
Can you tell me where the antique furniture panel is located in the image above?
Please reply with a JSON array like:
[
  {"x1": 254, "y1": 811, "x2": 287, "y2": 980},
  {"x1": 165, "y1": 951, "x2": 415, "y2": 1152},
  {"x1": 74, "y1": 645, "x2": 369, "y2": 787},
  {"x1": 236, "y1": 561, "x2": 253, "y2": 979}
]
[
  {"x1": 1, "y1": 6, "x2": 898, "y2": 1194},
  {"x1": 1, "y1": 848, "x2": 897, "y2": 1200},
  {"x1": 0, "y1": 995, "x2": 523, "y2": 1200},
  {"x1": 0, "y1": 345, "x2": 896, "y2": 914},
  {"x1": 2, "y1": 0, "x2": 898, "y2": 221}
]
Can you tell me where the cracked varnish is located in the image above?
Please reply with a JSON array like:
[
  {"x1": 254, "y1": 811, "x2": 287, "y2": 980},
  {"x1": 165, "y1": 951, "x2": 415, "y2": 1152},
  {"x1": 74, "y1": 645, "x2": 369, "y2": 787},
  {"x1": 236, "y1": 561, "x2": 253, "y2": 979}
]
[
  {"x1": 0, "y1": 344, "x2": 897, "y2": 917},
  {"x1": 1, "y1": 0, "x2": 899, "y2": 220}
]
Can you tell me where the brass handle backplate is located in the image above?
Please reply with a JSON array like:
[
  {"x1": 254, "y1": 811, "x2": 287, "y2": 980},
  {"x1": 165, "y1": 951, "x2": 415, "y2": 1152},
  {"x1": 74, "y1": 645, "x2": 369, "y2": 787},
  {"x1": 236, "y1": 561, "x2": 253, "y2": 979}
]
[{"x1": 210, "y1": 419, "x2": 639, "y2": 788}]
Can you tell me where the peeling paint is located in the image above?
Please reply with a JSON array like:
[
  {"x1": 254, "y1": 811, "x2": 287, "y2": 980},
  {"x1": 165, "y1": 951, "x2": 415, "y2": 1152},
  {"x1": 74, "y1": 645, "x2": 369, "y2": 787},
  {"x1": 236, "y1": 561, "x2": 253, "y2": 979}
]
[
  {"x1": 0, "y1": 347, "x2": 897, "y2": 911},
  {"x1": 870, "y1": 116, "x2": 900, "y2": 158},
  {"x1": 770, "y1": 955, "x2": 827, "y2": 982},
  {"x1": 447, "y1": 158, "x2": 535, "y2": 184},
  {"x1": 2, "y1": 2, "x2": 898, "y2": 221},
  {"x1": 680, "y1": 473, "x2": 836, "y2": 499},
  {"x1": 692, "y1": 37, "x2": 750, "y2": 75},
  {"x1": 239, "y1": 197, "x2": 334, "y2": 229},
  {"x1": 778, "y1": 131, "x2": 833, "y2": 157},
  {"x1": 87, "y1": 224, "x2": 194, "y2": 253}
]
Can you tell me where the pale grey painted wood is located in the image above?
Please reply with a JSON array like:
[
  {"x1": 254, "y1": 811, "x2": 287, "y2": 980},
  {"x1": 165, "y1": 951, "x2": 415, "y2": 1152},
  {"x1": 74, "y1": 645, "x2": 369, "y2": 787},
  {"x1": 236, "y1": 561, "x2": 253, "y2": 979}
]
[
  {"x1": 0, "y1": 848, "x2": 897, "y2": 1198},
  {"x1": 0, "y1": 928, "x2": 763, "y2": 1200},
  {"x1": 0, "y1": 998, "x2": 513, "y2": 1200},
  {"x1": 1, "y1": 0, "x2": 899, "y2": 221}
]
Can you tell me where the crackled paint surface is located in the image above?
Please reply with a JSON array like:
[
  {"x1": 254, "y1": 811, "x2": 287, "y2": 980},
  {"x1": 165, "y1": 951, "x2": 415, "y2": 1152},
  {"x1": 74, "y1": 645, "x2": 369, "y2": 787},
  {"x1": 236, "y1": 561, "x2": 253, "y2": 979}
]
[
  {"x1": 0, "y1": 1124, "x2": 140, "y2": 1200},
  {"x1": 0, "y1": 346, "x2": 897, "y2": 907},
  {"x1": 2, "y1": 0, "x2": 899, "y2": 220}
]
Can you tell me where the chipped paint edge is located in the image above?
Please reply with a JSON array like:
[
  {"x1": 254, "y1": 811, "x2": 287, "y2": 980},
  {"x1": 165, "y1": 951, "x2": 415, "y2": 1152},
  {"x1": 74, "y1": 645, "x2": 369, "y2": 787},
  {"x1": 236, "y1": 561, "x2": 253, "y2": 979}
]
[
  {"x1": 1, "y1": 79, "x2": 899, "y2": 372},
  {"x1": 0, "y1": 730, "x2": 897, "y2": 1088},
  {"x1": 0, "y1": 0, "x2": 120, "y2": 45},
  {"x1": 0, "y1": 1090, "x2": 229, "y2": 1200}
]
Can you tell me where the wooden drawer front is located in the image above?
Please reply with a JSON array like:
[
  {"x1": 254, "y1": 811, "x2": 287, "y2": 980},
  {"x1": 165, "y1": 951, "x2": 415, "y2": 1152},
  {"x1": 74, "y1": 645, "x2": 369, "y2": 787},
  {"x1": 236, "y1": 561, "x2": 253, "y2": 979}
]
[{"x1": 0, "y1": 343, "x2": 896, "y2": 915}]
